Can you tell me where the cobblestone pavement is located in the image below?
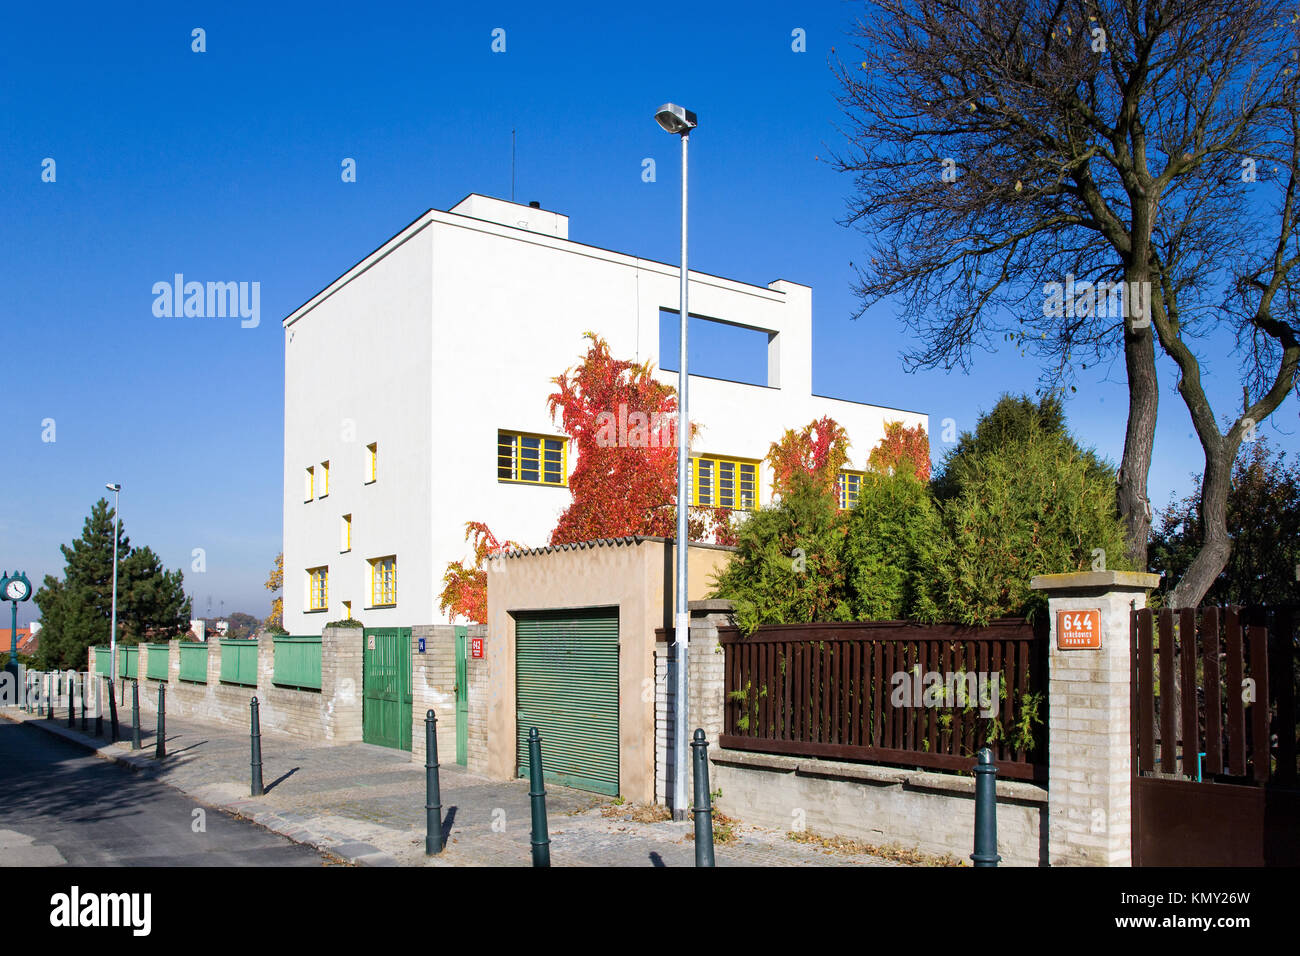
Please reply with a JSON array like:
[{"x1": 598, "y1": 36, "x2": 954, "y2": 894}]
[{"x1": 1, "y1": 708, "x2": 899, "y2": 867}]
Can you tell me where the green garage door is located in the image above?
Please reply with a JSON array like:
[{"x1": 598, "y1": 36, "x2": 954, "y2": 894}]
[{"x1": 516, "y1": 608, "x2": 619, "y2": 796}]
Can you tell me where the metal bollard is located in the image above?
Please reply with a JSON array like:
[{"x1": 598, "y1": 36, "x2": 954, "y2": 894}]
[
  {"x1": 250, "y1": 697, "x2": 264, "y2": 796},
  {"x1": 155, "y1": 684, "x2": 166, "y2": 759},
  {"x1": 79, "y1": 672, "x2": 87, "y2": 732},
  {"x1": 130, "y1": 680, "x2": 141, "y2": 750},
  {"x1": 108, "y1": 678, "x2": 119, "y2": 742},
  {"x1": 424, "y1": 710, "x2": 443, "y2": 855},
  {"x1": 95, "y1": 675, "x2": 103, "y2": 737},
  {"x1": 691, "y1": 729, "x2": 716, "y2": 867},
  {"x1": 67, "y1": 672, "x2": 75, "y2": 728},
  {"x1": 527, "y1": 727, "x2": 551, "y2": 867},
  {"x1": 971, "y1": 747, "x2": 1001, "y2": 867}
]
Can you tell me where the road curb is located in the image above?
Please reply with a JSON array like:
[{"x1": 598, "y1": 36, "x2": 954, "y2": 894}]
[{"x1": 2, "y1": 708, "x2": 395, "y2": 866}]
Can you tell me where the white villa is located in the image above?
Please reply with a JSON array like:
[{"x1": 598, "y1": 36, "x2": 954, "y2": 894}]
[{"x1": 280, "y1": 194, "x2": 927, "y2": 633}]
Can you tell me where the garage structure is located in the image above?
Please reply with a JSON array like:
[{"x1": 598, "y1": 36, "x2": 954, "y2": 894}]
[{"x1": 486, "y1": 536, "x2": 734, "y2": 803}]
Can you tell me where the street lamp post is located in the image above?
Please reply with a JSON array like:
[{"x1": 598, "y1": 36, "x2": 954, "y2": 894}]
[
  {"x1": 655, "y1": 101, "x2": 698, "y2": 821},
  {"x1": 106, "y1": 483, "x2": 121, "y2": 688}
]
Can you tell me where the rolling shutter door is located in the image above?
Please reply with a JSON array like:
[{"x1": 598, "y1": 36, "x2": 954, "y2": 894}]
[{"x1": 515, "y1": 607, "x2": 619, "y2": 796}]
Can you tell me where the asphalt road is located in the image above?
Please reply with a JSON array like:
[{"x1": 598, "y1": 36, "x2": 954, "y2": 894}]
[{"x1": 0, "y1": 720, "x2": 334, "y2": 866}]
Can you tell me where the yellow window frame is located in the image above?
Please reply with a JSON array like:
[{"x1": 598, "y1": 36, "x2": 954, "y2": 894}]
[
  {"x1": 305, "y1": 465, "x2": 314, "y2": 501},
  {"x1": 369, "y1": 555, "x2": 397, "y2": 607},
  {"x1": 309, "y1": 566, "x2": 328, "y2": 611},
  {"x1": 690, "y1": 455, "x2": 759, "y2": 511},
  {"x1": 341, "y1": 514, "x2": 352, "y2": 552},
  {"x1": 366, "y1": 443, "x2": 377, "y2": 483},
  {"x1": 320, "y1": 460, "x2": 330, "y2": 496},
  {"x1": 497, "y1": 430, "x2": 568, "y2": 486},
  {"x1": 837, "y1": 470, "x2": 865, "y2": 510}
]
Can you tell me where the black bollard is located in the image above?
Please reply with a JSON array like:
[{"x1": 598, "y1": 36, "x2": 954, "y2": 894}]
[
  {"x1": 67, "y1": 673, "x2": 75, "y2": 728},
  {"x1": 130, "y1": 680, "x2": 141, "y2": 751},
  {"x1": 527, "y1": 727, "x2": 551, "y2": 867},
  {"x1": 425, "y1": 710, "x2": 443, "y2": 855},
  {"x1": 250, "y1": 697, "x2": 264, "y2": 796},
  {"x1": 95, "y1": 675, "x2": 103, "y2": 737},
  {"x1": 79, "y1": 672, "x2": 87, "y2": 732},
  {"x1": 971, "y1": 747, "x2": 1001, "y2": 867},
  {"x1": 691, "y1": 729, "x2": 716, "y2": 867},
  {"x1": 155, "y1": 684, "x2": 166, "y2": 759}
]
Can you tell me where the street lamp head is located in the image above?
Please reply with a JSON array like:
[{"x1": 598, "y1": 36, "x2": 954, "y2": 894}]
[
  {"x1": 106, "y1": 483, "x2": 121, "y2": 492},
  {"x1": 655, "y1": 103, "x2": 697, "y2": 135}
]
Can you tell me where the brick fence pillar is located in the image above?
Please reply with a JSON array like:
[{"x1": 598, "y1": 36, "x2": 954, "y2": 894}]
[{"x1": 1029, "y1": 570, "x2": 1161, "y2": 866}]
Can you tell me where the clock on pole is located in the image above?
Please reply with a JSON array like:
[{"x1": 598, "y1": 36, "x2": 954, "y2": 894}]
[{"x1": 1, "y1": 571, "x2": 34, "y2": 677}]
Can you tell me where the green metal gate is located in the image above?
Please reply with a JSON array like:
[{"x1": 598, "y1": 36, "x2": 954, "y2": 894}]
[
  {"x1": 455, "y1": 626, "x2": 469, "y2": 767},
  {"x1": 515, "y1": 608, "x2": 619, "y2": 796},
  {"x1": 363, "y1": 627, "x2": 412, "y2": 751}
]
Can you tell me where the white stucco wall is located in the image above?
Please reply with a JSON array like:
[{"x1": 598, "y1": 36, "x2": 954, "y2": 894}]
[
  {"x1": 282, "y1": 223, "x2": 434, "y2": 634},
  {"x1": 282, "y1": 196, "x2": 928, "y2": 632}
]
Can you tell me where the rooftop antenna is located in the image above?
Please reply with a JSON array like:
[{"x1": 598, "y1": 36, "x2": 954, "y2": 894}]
[{"x1": 511, "y1": 128, "x2": 516, "y2": 202}]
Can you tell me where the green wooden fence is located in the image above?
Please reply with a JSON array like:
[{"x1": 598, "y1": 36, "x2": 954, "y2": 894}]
[
  {"x1": 273, "y1": 636, "x2": 322, "y2": 691},
  {"x1": 179, "y1": 642, "x2": 209, "y2": 683},
  {"x1": 219, "y1": 639, "x2": 259, "y2": 687},
  {"x1": 145, "y1": 643, "x2": 170, "y2": 681},
  {"x1": 118, "y1": 645, "x2": 138, "y2": 678},
  {"x1": 93, "y1": 646, "x2": 111, "y2": 675}
]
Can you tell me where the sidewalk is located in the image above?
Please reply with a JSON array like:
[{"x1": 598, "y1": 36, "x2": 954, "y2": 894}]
[{"x1": 2, "y1": 706, "x2": 900, "y2": 867}]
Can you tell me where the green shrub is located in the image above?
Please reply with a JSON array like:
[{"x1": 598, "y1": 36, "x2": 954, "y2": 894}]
[
  {"x1": 710, "y1": 471, "x2": 850, "y2": 634},
  {"x1": 325, "y1": 619, "x2": 363, "y2": 629},
  {"x1": 842, "y1": 472, "x2": 943, "y2": 622},
  {"x1": 931, "y1": 431, "x2": 1132, "y2": 625}
]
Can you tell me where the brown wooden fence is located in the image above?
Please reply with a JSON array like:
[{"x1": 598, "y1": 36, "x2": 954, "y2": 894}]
[
  {"x1": 718, "y1": 618, "x2": 1048, "y2": 781},
  {"x1": 1133, "y1": 606, "x2": 1298, "y2": 785}
]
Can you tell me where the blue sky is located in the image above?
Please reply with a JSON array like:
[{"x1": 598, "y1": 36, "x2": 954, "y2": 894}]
[{"x1": 3, "y1": 1, "x2": 1296, "y2": 625}]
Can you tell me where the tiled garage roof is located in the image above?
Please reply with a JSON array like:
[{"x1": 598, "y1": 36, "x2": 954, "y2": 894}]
[{"x1": 499, "y1": 535, "x2": 735, "y2": 559}]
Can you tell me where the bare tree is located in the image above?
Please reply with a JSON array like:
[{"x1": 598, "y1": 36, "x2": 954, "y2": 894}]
[{"x1": 832, "y1": 0, "x2": 1300, "y2": 607}]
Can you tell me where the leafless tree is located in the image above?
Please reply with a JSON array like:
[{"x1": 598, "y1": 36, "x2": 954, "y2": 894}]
[{"x1": 832, "y1": 0, "x2": 1300, "y2": 607}]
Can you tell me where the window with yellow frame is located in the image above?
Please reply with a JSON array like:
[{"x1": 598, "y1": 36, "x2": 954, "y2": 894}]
[
  {"x1": 305, "y1": 465, "x2": 314, "y2": 501},
  {"x1": 341, "y1": 514, "x2": 352, "y2": 552},
  {"x1": 369, "y1": 555, "x2": 396, "y2": 607},
  {"x1": 320, "y1": 460, "x2": 330, "y2": 496},
  {"x1": 497, "y1": 431, "x2": 567, "y2": 486},
  {"x1": 366, "y1": 442, "x2": 377, "y2": 483},
  {"x1": 308, "y1": 566, "x2": 328, "y2": 611},
  {"x1": 836, "y1": 470, "x2": 865, "y2": 510},
  {"x1": 689, "y1": 455, "x2": 758, "y2": 511}
]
